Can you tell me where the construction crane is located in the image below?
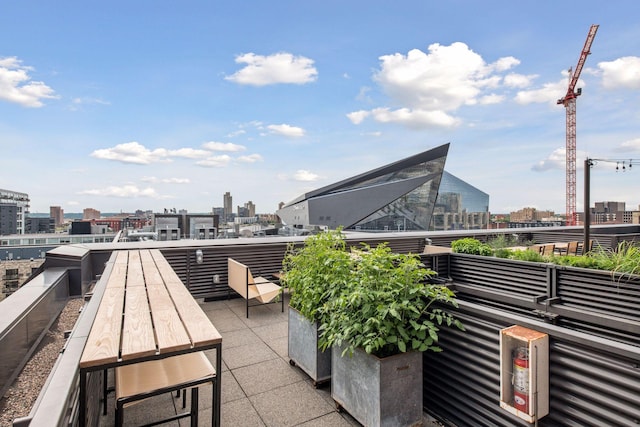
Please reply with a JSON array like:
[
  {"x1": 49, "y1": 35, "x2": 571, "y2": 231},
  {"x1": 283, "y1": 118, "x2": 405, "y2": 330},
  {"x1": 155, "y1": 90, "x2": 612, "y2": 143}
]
[{"x1": 557, "y1": 24, "x2": 599, "y2": 226}]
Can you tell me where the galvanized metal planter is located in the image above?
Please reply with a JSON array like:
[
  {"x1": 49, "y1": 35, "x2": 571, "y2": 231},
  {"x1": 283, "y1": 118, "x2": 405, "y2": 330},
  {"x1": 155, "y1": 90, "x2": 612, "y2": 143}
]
[
  {"x1": 287, "y1": 307, "x2": 331, "y2": 386},
  {"x1": 331, "y1": 344, "x2": 423, "y2": 427}
]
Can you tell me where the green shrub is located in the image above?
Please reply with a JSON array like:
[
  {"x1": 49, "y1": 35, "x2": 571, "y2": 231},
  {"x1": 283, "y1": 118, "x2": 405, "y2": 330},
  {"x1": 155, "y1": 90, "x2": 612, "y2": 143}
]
[
  {"x1": 318, "y1": 243, "x2": 463, "y2": 358},
  {"x1": 587, "y1": 241, "x2": 640, "y2": 276},
  {"x1": 281, "y1": 227, "x2": 352, "y2": 322},
  {"x1": 452, "y1": 237, "x2": 640, "y2": 277},
  {"x1": 451, "y1": 238, "x2": 493, "y2": 256},
  {"x1": 510, "y1": 249, "x2": 546, "y2": 262},
  {"x1": 494, "y1": 248, "x2": 512, "y2": 259},
  {"x1": 487, "y1": 234, "x2": 518, "y2": 249}
]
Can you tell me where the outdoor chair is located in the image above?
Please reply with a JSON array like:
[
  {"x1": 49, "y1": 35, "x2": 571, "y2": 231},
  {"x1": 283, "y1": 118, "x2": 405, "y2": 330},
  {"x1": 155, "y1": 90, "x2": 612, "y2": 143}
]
[
  {"x1": 227, "y1": 257, "x2": 284, "y2": 317},
  {"x1": 566, "y1": 241, "x2": 579, "y2": 256},
  {"x1": 541, "y1": 244, "x2": 556, "y2": 256},
  {"x1": 578, "y1": 240, "x2": 594, "y2": 255},
  {"x1": 114, "y1": 352, "x2": 216, "y2": 427}
]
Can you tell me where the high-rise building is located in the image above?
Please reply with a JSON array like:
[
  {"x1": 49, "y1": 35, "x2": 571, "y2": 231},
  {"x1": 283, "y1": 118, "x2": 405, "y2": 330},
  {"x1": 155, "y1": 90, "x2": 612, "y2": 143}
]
[
  {"x1": 50, "y1": 206, "x2": 64, "y2": 227},
  {"x1": 223, "y1": 192, "x2": 232, "y2": 222},
  {"x1": 243, "y1": 201, "x2": 255, "y2": 217},
  {"x1": 83, "y1": 208, "x2": 101, "y2": 220},
  {"x1": 0, "y1": 189, "x2": 29, "y2": 234},
  {"x1": 0, "y1": 204, "x2": 18, "y2": 236}
]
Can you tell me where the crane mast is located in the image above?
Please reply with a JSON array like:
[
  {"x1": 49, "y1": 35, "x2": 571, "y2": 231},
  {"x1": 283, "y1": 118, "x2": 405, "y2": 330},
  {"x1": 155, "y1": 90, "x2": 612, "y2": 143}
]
[{"x1": 557, "y1": 24, "x2": 598, "y2": 226}]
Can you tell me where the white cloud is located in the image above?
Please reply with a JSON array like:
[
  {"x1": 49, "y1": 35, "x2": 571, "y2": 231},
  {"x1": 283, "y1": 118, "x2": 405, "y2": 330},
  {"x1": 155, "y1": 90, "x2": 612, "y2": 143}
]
[
  {"x1": 293, "y1": 170, "x2": 321, "y2": 182},
  {"x1": 479, "y1": 94, "x2": 504, "y2": 105},
  {"x1": 196, "y1": 155, "x2": 232, "y2": 168},
  {"x1": 79, "y1": 185, "x2": 167, "y2": 199},
  {"x1": 91, "y1": 142, "x2": 214, "y2": 164},
  {"x1": 350, "y1": 42, "x2": 520, "y2": 129},
  {"x1": 598, "y1": 56, "x2": 640, "y2": 89},
  {"x1": 225, "y1": 52, "x2": 318, "y2": 86},
  {"x1": 615, "y1": 137, "x2": 640, "y2": 153},
  {"x1": 72, "y1": 97, "x2": 110, "y2": 106},
  {"x1": 0, "y1": 56, "x2": 58, "y2": 107},
  {"x1": 202, "y1": 141, "x2": 246, "y2": 152},
  {"x1": 532, "y1": 148, "x2": 566, "y2": 171},
  {"x1": 491, "y1": 56, "x2": 520, "y2": 72},
  {"x1": 504, "y1": 73, "x2": 537, "y2": 88},
  {"x1": 532, "y1": 148, "x2": 592, "y2": 172},
  {"x1": 237, "y1": 154, "x2": 263, "y2": 163},
  {"x1": 369, "y1": 107, "x2": 460, "y2": 129},
  {"x1": 142, "y1": 176, "x2": 190, "y2": 184},
  {"x1": 347, "y1": 110, "x2": 370, "y2": 125},
  {"x1": 166, "y1": 148, "x2": 211, "y2": 159},
  {"x1": 226, "y1": 130, "x2": 246, "y2": 138},
  {"x1": 514, "y1": 76, "x2": 568, "y2": 105},
  {"x1": 267, "y1": 124, "x2": 305, "y2": 137},
  {"x1": 91, "y1": 142, "x2": 172, "y2": 164}
]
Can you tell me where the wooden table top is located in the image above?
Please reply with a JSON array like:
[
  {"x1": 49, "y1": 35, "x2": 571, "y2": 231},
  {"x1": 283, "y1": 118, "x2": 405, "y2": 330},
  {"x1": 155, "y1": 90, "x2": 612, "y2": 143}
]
[{"x1": 80, "y1": 249, "x2": 222, "y2": 370}]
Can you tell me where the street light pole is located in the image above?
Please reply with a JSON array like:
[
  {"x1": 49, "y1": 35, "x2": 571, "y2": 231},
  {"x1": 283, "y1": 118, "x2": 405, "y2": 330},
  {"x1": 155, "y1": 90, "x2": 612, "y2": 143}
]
[{"x1": 584, "y1": 158, "x2": 592, "y2": 250}]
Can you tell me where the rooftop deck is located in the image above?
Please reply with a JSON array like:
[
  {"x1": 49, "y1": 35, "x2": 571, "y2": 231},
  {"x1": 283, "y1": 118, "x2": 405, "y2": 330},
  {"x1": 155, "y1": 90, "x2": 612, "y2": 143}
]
[
  {"x1": 97, "y1": 293, "x2": 426, "y2": 427},
  {"x1": 4, "y1": 226, "x2": 639, "y2": 426}
]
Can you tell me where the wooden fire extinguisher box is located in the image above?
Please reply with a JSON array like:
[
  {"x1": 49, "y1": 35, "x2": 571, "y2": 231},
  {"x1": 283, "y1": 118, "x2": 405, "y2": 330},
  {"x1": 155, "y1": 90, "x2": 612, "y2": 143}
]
[{"x1": 499, "y1": 325, "x2": 549, "y2": 423}]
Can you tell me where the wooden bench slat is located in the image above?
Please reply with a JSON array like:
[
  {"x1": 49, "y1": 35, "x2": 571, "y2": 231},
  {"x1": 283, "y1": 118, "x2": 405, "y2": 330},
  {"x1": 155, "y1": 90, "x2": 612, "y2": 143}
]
[
  {"x1": 151, "y1": 250, "x2": 222, "y2": 346},
  {"x1": 141, "y1": 250, "x2": 192, "y2": 351},
  {"x1": 125, "y1": 250, "x2": 145, "y2": 287},
  {"x1": 80, "y1": 288, "x2": 124, "y2": 368},
  {"x1": 106, "y1": 251, "x2": 129, "y2": 290},
  {"x1": 139, "y1": 249, "x2": 164, "y2": 287},
  {"x1": 121, "y1": 286, "x2": 156, "y2": 360}
]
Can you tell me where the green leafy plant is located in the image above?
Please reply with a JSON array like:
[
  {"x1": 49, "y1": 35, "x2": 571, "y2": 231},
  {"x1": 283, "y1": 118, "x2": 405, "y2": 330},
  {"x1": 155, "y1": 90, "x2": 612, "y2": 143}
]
[
  {"x1": 281, "y1": 227, "x2": 352, "y2": 322},
  {"x1": 451, "y1": 237, "x2": 640, "y2": 279},
  {"x1": 587, "y1": 241, "x2": 640, "y2": 278},
  {"x1": 487, "y1": 234, "x2": 518, "y2": 249},
  {"x1": 510, "y1": 248, "x2": 547, "y2": 262},
  {"x1": 451, "y1": 238, "x2": 493, "y2": 256},
  {"x1": 318, "y1": 243, "x2": 463, "y2": 358}
]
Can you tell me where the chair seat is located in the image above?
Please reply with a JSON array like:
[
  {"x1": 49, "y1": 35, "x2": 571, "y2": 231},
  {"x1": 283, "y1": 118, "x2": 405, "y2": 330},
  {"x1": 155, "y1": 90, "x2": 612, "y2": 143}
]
[{"x1": 116, "y1": 352, "x2": 215, "y2": 401}]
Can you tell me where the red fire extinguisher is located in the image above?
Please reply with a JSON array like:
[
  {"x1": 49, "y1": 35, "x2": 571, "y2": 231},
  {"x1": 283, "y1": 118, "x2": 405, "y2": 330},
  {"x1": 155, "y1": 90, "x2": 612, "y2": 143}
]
[{"x1": 513, "y1": 347, "x2": 529, "y2": 413}]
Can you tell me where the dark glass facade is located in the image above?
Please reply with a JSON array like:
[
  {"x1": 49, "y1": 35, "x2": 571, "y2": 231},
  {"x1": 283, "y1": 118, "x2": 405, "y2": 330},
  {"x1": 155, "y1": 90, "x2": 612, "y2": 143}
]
[
  {"x1": 431, "y1": 171, "x2": 490, "y2": 230},
  {"x1": 277, "y1": 144, "x2": 450, "y2": 232}
]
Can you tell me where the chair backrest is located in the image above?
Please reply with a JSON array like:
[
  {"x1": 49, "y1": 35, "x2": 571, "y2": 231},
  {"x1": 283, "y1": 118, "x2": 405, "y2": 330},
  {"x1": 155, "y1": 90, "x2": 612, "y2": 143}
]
[
  {"x1": 579, "y1": 240, "x2": 594, "y2": 255},
  {"x1": 530, "y1": 244, "x2": 543, "y2": 254},
  {"x1": 542, "y1": 244, "x2": 555, "y2": 256},
  {"x1": 228, "y1": 258, "x2": 249, "y2": 299},
  {"x1": 566, "y1": 241, "x2": 579, "y2": 256}
]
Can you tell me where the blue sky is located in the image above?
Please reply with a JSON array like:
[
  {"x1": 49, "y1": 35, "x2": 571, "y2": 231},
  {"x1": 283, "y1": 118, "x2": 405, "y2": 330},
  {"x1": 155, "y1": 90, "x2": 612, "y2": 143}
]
[{"x1": 1, "y1": 1, "x2": 640, "y2": 215}]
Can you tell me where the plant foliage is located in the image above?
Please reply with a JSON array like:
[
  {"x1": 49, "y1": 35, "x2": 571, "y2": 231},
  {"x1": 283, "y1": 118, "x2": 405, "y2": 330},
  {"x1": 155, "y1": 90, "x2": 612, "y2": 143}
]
[
  {"x1": 318, "y1": 243, "x2": 463, "y2": 358},
  {"x1": 451, "y1": 238, "x2": 493, "y2": 256},
  {"x1": 281, "y1": 228, "x2": 352, "y2": 322},
  {"x1": 450, "y1": 238, "x2": 640, "y2": 278}
]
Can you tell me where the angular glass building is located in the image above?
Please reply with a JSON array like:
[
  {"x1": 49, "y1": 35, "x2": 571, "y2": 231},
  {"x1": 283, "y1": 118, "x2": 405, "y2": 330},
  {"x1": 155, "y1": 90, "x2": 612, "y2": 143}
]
[
  {"x1": 431, "y1": 171, "x2": 490, "y2": 230},
  {"x1": 278, "y1": 144, "x2": 450, "y2": 231},
  {"x1": 277, "y1": 143, "x2": 489, "y2": 232}
]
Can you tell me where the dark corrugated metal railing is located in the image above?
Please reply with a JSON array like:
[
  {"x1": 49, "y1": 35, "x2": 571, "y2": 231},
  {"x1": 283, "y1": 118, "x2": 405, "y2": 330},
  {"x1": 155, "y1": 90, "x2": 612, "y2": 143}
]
[
  {"x1": 423, "y1": 301, "x2": 640, "y2": 427},
  {"x1": 556, "y1": 268, "x2": 640, "y2": 320},
  {"x1": 448, "y1": 254, "x2": 549, "y2": 307},
  {"x1": 157, "y1": 235, "x2": 426, "y2": 299}
]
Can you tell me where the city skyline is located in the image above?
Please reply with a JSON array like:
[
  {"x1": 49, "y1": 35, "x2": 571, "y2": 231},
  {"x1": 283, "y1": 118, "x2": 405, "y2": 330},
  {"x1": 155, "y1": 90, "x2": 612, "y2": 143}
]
[{"x1": 1, "y1": 1, "x2": 640, "y2": 215}]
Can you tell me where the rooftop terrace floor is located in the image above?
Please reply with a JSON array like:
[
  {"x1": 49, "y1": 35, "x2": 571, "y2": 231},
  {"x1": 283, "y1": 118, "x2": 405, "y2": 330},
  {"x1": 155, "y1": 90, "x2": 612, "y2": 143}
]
[{"x1": 97, "y1": 293, "x2": 367, "y2": 426}]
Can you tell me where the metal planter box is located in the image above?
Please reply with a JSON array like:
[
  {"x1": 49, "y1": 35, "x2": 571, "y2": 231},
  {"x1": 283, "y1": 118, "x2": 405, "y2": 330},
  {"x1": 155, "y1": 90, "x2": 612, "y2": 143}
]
[
  {"x1": 331, "y1": 344, "x2": 423, "y2": 427},
  {"x1": 287, "y1": 307, "x2": 331, "y2": 386}
]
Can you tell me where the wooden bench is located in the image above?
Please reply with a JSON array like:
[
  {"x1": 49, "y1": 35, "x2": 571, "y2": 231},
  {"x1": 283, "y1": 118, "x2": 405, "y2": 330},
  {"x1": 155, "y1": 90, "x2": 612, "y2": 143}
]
[
  {"x1": 115, "y1": 352, "x2": 216, "y2": 427},
  {"x1": 228, "y1": 258, "x2": 284, "y2": 318}
]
